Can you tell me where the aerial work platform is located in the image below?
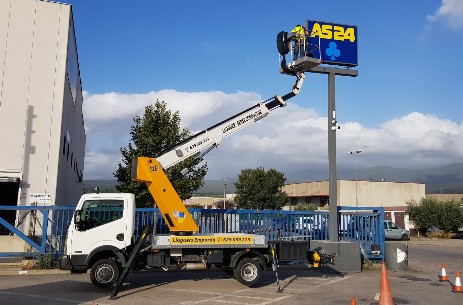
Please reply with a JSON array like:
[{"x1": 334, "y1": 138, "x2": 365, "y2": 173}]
[
  {"x1": 276, "y1": 28, "x2": 322, "y2": 75},
  {"x1": 280, "y1": 56, "x2": 321, "y2": 75}
]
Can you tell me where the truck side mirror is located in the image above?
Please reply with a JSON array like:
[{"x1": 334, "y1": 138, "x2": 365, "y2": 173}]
[{"x1": 74, "y1": 210, "x2": 82, "y2": 230}]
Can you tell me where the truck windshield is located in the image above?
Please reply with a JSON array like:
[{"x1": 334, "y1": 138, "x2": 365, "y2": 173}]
[{"x1": 78, "y1": 199, "x2": 124, "y2": 231}]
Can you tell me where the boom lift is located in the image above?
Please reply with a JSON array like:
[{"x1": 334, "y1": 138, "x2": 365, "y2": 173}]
[
  {"x1": 59, "y1": 28, "x2": 333, "y2": 298},
  {"x1": 132, "y1": 72, "x2": 306, "y2": 234}
]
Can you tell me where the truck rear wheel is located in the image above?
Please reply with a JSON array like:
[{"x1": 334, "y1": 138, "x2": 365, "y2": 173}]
[
  {"x1": 234, "y1": 258, "x2": 261, "y2": 287},
  {"x1": 90, "y1": 259, "x2": 120, "y2": 288}
]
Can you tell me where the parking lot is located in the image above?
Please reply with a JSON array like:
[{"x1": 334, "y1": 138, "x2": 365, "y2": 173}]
[{"x1": 1, "y1": 238, "x2": 462, "y2": 305}]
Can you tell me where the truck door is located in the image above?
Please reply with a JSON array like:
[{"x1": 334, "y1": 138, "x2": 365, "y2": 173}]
[{"x1": 69, "y1": 198, "x2": 132, "y2": 255}]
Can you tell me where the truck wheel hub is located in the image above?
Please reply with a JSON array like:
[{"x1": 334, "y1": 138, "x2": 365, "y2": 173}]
[
  {"x1": 96, "y1": 264, "x2": 114, "y2": 283},
  {"x1": 241, "y1": 263, "x2": 258, "y2": 281}
]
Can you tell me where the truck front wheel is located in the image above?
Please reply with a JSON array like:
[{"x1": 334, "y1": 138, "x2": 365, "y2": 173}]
[
  {"x1": 234, "y1": 258, "x2": 261, "y2": 287},
  {"x1": 90, "y1": 259, "x2": 120, "y2": 288}
]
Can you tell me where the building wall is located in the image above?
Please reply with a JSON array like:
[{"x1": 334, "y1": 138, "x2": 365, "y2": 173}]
[
  {"x1": 283, "y1": 180, "x2": 425, "y2": 229},
  {"x1": 282, "y1": 181, "x2": 329, "y2": 197},
  {"x1": 0, "y1": 0, "x2": 85, "y2": 207},
  {"x1": 283, "y1": 180, "x2": 425, "y2": 207},
  {"x1": 338, "y1": 180, "x2": 425, "y2": 207}
]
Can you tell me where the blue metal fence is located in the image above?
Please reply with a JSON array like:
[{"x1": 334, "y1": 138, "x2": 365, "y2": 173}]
[
  {"x1": 127, "y1": 206, "x2": 384, "y2": 260},
  {"x1": 0, "y1": 206, "x2": 74, "y2": 258},
  {"x1": 0, "y1": 205, "x2": 384, "y2": 260}
]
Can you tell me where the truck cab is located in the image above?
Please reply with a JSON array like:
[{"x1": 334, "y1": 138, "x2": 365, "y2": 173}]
[{"x1": 59, "y1": 193, "x2": 135, "y2": 273}]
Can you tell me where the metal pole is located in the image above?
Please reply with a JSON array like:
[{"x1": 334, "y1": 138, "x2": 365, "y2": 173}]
[
  {"x1": 223, "y1": 179, "x2": 227, "y2": 209},
  {"x1": 328, "y1": 71, "x2": 338, "y2": 242},
  {"x1": 354, "y1": 157, "x2": 359, "y2": 208},
  {"x1": 309, "y1": 65, "x2": 358, "y2": 243},
  {"x1": 349, "y1": 150, "x2": 362, "y2": 207}
]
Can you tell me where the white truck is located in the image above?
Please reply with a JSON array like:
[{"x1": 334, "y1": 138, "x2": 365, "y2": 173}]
[{"x1": 59, "y1": 39, "x2": 329, "y2": 299}]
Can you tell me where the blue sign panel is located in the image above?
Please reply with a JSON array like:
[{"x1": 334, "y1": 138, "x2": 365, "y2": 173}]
[{"x1": 306, "y1": 20, "x2": 358, "y2": 67}]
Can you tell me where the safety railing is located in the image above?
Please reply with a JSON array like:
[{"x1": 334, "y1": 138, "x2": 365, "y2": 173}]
[
  {"x1": 0, "y1": 205, "x2": 384, "y2": 260},
  {"x1": 0, "y1": 206, "x2": 74, "y2": 258},
  {"x1": 135, "y1": 207, "x2": 384, "y2": 260}
]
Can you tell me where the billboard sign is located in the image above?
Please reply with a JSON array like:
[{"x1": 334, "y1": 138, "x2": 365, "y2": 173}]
[{"x1": 306, "y1": 20, "x2": 358, "y2": 67}]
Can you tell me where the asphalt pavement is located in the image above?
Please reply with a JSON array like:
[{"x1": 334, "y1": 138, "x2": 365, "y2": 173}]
[{"x1": 0, "y1": 238, "x2": 462, "y2": 305}]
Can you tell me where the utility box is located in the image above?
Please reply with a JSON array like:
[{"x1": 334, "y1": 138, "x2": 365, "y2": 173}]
[
  {"x1": 311, "y1": 240, "x2": 361, "y2": 273},
  {"x1": 271, "y1": 240, "x2": 309, "y2": 260},
  {"x1": 384, "y1": 241, "x2": 408, "y2": 270}
]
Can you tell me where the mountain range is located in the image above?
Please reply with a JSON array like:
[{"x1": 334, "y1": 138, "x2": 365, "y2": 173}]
[{"x1": 84, "y1": 162, "x2": 463, "y2": 195}]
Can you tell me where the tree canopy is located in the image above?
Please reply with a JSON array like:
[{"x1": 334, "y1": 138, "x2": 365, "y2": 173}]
[
  {"x1": 407, "y1": 198, "x2": 463, "y2": 232},
  {"x1": 114, "y1": 100, "x2": 207, "y2": 207},
  {"x1": 234, "y1": 167, "x2": 288, "y2": 210}
]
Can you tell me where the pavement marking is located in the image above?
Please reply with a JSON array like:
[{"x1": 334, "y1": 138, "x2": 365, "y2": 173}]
[
  {"x1": 0, "y1": 291, "x2": 110, "y2": 305},
  {"x1": 257, "y1": 274, "x2": 356, "y2": 294},
  {"x1": 154, "y1": 286, "x2": 291, "y2": 305},
  {"x1": 180, "y1": 293, "x2": 291, "y2": 305},
  {"x1": 165, "y1": 275, "x2": 355, "y2": 305}
]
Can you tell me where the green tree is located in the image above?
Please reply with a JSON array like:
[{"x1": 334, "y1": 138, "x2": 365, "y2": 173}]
[
  {"x1": 234, "y1": 167, "x2": 288, "y2": 210},
  {"x1": 439, "y1": 200, "x2": 463, "y2": 232},
  {"x1": 114, "y1": 100, "x2": 207, "y2": 207},
  {"x1": 407, "y1": 198, "x2": 463, "y2": 232},
  {"x1": 407, "y1": 198, "x2": 441, "y2": 229}
]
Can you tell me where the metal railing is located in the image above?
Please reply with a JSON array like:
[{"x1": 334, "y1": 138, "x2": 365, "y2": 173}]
[
  {"x1": 0, "y1": 206, "x2": 74, "y2": 258},
  {"x1": 0, "y1": 205, "x2": 384, "y2": 260}
]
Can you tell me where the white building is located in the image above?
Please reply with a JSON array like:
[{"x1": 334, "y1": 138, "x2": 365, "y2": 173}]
[{"x1": 0, "y1": 0, "x2": 85, "y2": 224}]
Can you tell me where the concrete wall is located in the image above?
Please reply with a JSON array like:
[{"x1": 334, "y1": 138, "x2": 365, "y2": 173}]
[
  {"x1": 283, "y1": 180, "x2": 425, "y2": 208},
  {"x1": 0, "y1": 0, "x2": 85, "y2": 207},
  {"x1": 0, "y1": 236, "x2": 27, "y2": 252},
  {"x1": 282, "y1": 181, "x2": 329, "y2": 198},
  {"x1": 338, "y1": 180, "x2": 425, "y2": 207}
]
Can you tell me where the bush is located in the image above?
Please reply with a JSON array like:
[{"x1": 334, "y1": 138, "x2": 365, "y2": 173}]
[
  {"x1": 294, "y1": 204, "x2": 318, "y2": 211},
  {"x1": 34, "y1": 254, "x2": 55, "y2": 269},
  {"x1": 407, "y1": 198, "x2": 463, "y2": 234}
]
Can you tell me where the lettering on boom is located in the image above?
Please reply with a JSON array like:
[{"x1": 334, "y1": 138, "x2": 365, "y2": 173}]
[
  {"x1": 236, "y1": 109, "x2": 263, "y2": 126},
  {"x1": 222, "y1": 109, "x2": 264, "y2": 134},
  {"x1": 222, "y1": 122, "x2": 236, "y2": 134},
  {"x1": 185, "y1": 136, "x2": 210, "y2": 153}
]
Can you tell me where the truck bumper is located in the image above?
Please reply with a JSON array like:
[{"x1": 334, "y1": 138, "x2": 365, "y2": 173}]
[
  {"x1": 58, "y1": 254, "x2": 88, "y2": 272},
  {"x1": 58, "y1": 255, "x2": 73, "y2": 270}
]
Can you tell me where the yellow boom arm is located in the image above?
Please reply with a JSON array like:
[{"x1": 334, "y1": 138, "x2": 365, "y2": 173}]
[{"x1": 131, "y1": 157, "x2": 199, "y2": 233}]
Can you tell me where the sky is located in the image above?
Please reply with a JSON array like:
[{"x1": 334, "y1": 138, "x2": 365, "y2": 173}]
[{"x1": 65, "y1": 0, "x2": 463, "y2": 181}]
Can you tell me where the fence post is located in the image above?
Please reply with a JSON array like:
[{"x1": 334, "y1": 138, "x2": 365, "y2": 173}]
[{"x1": 40, "y1": 209, "x2": 49, "y2": 254}]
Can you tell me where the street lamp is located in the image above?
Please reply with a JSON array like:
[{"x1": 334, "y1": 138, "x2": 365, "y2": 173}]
[
  {"x1": 349, "y1": 150, "x2": 362, "y2": 207},
  {"x1": 223, "y1": 179, "x2": 227, "y2": 209}
]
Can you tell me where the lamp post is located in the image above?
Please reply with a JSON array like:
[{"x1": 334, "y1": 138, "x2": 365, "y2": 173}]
[
  {"x1": 223, "y1": 179, "x2": 227, "y2": 209},
  {"x1": 349, "y1": 150, "x2": 362, "y2": 207}
]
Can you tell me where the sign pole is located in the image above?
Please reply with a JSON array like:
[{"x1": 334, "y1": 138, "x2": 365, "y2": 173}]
[{"x1": 310, "y1": 66, "x2": 358, "y2": 242}]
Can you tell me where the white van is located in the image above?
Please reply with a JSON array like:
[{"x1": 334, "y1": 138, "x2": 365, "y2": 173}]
[{"x1": 384, "y1": 220, "x2": 410, "y2": 240}]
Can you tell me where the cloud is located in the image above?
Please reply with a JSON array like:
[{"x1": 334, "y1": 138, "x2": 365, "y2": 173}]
[
  {"x1": 82, "y1": 90, "x2": 463, "y2": 180},
  {"x1": 427, "y1": 0, "x2": 463, "y2": 29},
  {"x1": 83, "y1": 90, "x2": 260, "y2": 132}
]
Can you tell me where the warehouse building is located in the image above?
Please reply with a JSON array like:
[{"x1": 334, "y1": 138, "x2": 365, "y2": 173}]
[
  {"x1": 0, "y1": 0, "x2": 85, "y2": 231},
  {"x1": 282, "y1": 180, "x2": 425, "y2": 230}
]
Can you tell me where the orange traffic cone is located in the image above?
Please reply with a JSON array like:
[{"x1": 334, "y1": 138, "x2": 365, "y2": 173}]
[
  {"x1": 351, "y1": 296, "x2": 357, "y2": 305},
  {"x1": 453, "y1": 272, "x2": 462, "y2": 293},
  {"x1": 379, "y1": 261, "x2": 394, "y2": 305},
  {"x1": 439, "y1": 263, "x2": 448, "y2": 281}
]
